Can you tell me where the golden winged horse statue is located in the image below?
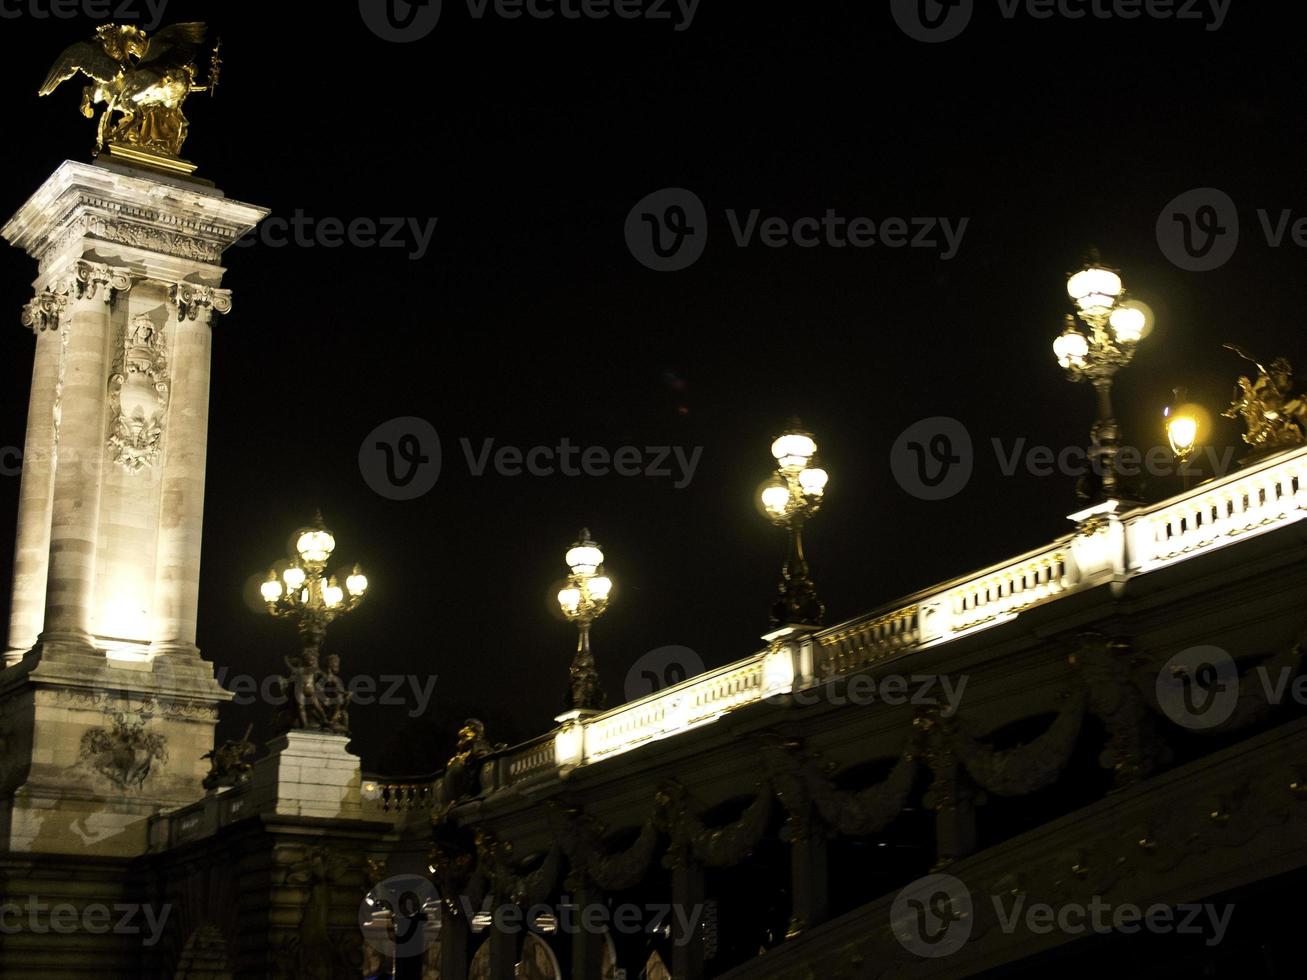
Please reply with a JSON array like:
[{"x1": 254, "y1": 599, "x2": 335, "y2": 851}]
[{"x1": 40, "y1": 22, "x2": 220, "y2": 160}]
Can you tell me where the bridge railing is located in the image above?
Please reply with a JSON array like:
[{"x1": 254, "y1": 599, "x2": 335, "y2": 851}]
[{"x1": 446, "y1": 445, "x2": 1307, "y2": 793}]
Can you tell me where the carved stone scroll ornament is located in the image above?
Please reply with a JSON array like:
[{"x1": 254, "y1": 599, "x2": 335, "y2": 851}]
[
  {"x1": 77, "y1": 711, "x2": 168, "y2": 790},
  {"x1": 473, "y1": 830, "x2": 561, "y2": 908},
  {"x1": 172, "y1": 282, "x2": 232, "y2": 322},
  {"x1": 20, "y1": 283, "x2": 69, "y2": 333},
  {"x1": 72, "y1": 260, "x2": 131, "y2": 302},
  {"x1": 107, "y1": 313, "x2": 169, "y2": 473},
  {"x1": 654, "y1": 779, "x2": 773, "y2": 870},
  {"x1": 1070, "y1": 633, "x2": 1172, "y2": 788},
  {"x1": 946, "y1": 687, "x2": 1088, "y2": 796},
  {"x1": 549, "y1": 802, "x2": 659, "y2": 892}
]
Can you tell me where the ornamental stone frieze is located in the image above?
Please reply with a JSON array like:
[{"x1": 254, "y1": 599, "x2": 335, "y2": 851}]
[{"x1": 171, "y1": 282, "x2": 233, "y2": 322}]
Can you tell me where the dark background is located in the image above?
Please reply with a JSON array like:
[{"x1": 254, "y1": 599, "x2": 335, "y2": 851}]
[{"x1": 0, "y1": 0, "x2": 1300, "y2": 772}]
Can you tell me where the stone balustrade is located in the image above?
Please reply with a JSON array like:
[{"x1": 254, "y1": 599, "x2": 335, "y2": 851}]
[{"x1": 390, "y1": 446, "x2": 1307, "y2": 800}]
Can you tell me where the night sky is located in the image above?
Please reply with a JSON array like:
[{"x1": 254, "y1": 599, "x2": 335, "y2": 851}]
[{"x1": 0, "y1": 1, "x2": 1301, "y2": 773}]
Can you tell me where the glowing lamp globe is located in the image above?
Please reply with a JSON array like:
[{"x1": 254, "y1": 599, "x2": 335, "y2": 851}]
[
  {"x1": 261, "y1": 573, "x2": 282, "y2": 603},
  {"x1": 296, "y1": 527, "x2": 336, "y2": 564},
  {"x1": 1166, "y1": 409, "x2": 1199, "y2": 459},
  {"x1": 283, "y1": 565, "x2": 306, "y2": 590},
  {"x1": 761, "y1": 483, "x2": 790, "y2": 517},
  {"x1": 771, "y1": 432, "x2": 817, "y2": 472},
  {"x1": 798, "y1": 467, "x2": 829, "y2": 496},
  {"x1": 346, "y1": 565, "x2": 369, "y2": 596},
  {"x1": 566, "y1": 536, "x2": 604, "y2": 576},
  {"x1": 1067, "y1": 265, "x2": 1123, "y2": 316},
  {"x1": 1054, "y1": 326, "x2": 1089, "y2": 369},
  {"x1": 1109, "y1": 305, "x2": 1146, "y2": 344},
  {"x1": 589, "y1": 576, "x2": 613, "y2": 601}
]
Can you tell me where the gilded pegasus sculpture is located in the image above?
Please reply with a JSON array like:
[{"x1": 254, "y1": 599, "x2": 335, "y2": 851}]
[{"x1": 40, "y1": 22, "x2": 220, "y2": 161}]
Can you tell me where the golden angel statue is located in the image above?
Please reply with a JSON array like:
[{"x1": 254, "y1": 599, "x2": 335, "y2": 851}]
[
  {"x1": 1222, "y1": 344, "x2": 1307, "y2": 456},
  {"x1": 40, "y1": 22, "x2": 220, "y2": 161}
]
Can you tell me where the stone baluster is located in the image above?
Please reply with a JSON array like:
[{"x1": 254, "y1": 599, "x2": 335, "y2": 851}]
[
  {"x1": 39, "y1": 261, "x2": 130, "y2": 652},
  {"x1": 150, "y1": 283, "x2": 231, "y2": 656}
]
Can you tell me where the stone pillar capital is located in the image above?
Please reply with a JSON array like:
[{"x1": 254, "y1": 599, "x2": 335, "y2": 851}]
[
  {"x1": 70, "y1": 260, "x2": 132, "y2": 303},
  {"x1": 20, "y1": 284, "x2": 69, "y2": 333},
  {"x1": 170, "y1": 283, "x2": 233, "y2": 322}
]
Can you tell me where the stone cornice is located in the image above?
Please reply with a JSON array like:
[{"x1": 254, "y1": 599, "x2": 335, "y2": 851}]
[{"x1": 2, "y1": 160, "x2": 268, "y2": 274}]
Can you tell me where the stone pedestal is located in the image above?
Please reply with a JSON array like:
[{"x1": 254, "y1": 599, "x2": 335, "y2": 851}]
[
  {"x1": 246, "y1": 730, "x2": 364, "y2": 820},
  {"x1": 0, "y1": 160, "x2": 267, "y2": 856}
]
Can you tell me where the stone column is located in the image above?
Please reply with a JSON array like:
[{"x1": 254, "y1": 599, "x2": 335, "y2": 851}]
[
  {"x1": 5, "y1": 286, "x2": 69, "y2": 664},
  {"x1": 39, "y1": 261, "x2": 128, "y2": 651},
  {"x1": 671, "y1": 864, "x2": 706, "y2": 980},
  {"x1": 150, "y1": 284, "x2": 230, "y2": 656}
]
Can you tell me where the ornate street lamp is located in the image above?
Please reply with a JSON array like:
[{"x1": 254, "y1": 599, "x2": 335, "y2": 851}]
[
  {"x1": 557, "y1": 530, "x2": 613, "y2": 714},
  {"x1": 257, "y1": 512, "x2": 368, "y2": 732},
  {"x1": 1053, "y1": 254, "x2": 1148, "y2": 503},
  {"x1": 759, "y1": 423, "x2": 828, "y2": 628}
]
